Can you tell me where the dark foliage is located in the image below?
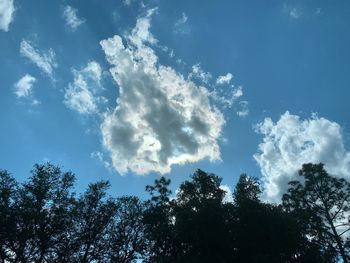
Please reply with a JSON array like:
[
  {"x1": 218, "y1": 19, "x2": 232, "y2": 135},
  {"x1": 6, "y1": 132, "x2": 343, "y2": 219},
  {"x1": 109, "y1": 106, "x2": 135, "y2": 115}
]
[
  {"x1": 283, "y1": 163, "x2": 350, "y2": 263},
  {"x1": 1, "y1": 162, "x2": 349, "y2": 262},
  {"x1": 0, "y1": 164, "x2": 145, "y2": 263}
]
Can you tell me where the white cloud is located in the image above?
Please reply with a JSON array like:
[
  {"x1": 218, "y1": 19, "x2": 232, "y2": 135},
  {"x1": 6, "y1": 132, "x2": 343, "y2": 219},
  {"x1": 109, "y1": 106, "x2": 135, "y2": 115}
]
[
  {"x1": 216, "y1": 73, "x2": 233, "y2": 85},
  {"x1": 236, "y1": 100, "x2": 249, "y2": 117},
  {"x1": 289, "y1": 8, "x2": 301, "y2": 19},
  {"x1": 0, "y1": 0, "x2": 15, "y2": 32},
  {"x1": 209, "y1": 85, "x2": 244, "y2": 109},
  {"x1": 232, "y1": 86, "x2": 243, "y2": 98},
  {"x1": 90, "y1": 151, "x2": 111, "y2": 169},
  {"x1": 62, "y1": 5, "x2": 85, "y2": 31},
  {"x1": 254, "y1": 112, "x2": 350, "y2": 203},
  {"x1": 14, "y1": 74, "x2": 36, "y2": 98},
  {"x1": 64, "y1": 61, "x2": 105, "y2": 114},
  {"x1": 174, "y1": 12, "x2": 189, "y2": 35},
  {"x1": 177, "y1": 12, "x2": 188, "y2": 25},
  {"x1": 122, "y1": 0, "x2": 135, "y2": 6},
  {"x1": 176, "y1": 58, "x2": 183, "y2": 65},
  {"x1": 32, "y1": 99, "x2": 40, "y2": 105},
  {"x1": 189, "y1": 63, "x2": 212, "y2": 84},
  {"x1": 127, "y1": 8, "x2": 158, "y2": 47},
  {"x1": 283, "y1": 4, "x2": 302, "y2": 19},
  {"x1": 20, "y1": 40, "x2": 57, "y2": 78},
  {"x1": 99, "y1": 10, "x2": 225, "y2": 175}
]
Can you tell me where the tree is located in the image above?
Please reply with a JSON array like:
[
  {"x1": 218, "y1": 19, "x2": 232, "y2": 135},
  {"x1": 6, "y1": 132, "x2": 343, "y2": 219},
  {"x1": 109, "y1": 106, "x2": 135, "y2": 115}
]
[
  {"x1": 176, "y1": 169, "x2": 225, "y2": 206},
  {"x1": 173, "y1": 169, "x2": 236, "y2": 263},
  {"x1": 143, "y1": 170, "x2": 326, "y2": 263},
  {"x1": 2, "y1": 162, "x2": 344, "y2": 262},
  {"x1": 143, "y1": 170, "x2": 236, "y2": 263},
  {"x1": 233, "y1": 173, "x2": 261, "y2": 206},
  {"x1": 0, "y1": 163, "x2": 148, "y2": 263},
  {"x1": 68, "y1": 181, "x2": 117, "y2": 263},
  {"x1": 283, "y1": 163, "x2": 350, "y2": 262},
  {"x1": 0, "y1": 164, "x2": 78, "y2": 262},
  {"x1": 0, "y1": 170, "x2": 17, "y2": 262},
  {"x1": 233, "y1": 173, "x2": 326, "y2": 263},
  {"x1": 105, "y1": 196, "x2": 146, "y2": 263},
  {"x1": 143, "y1": 176, "x2": 177, "y2": 263}
]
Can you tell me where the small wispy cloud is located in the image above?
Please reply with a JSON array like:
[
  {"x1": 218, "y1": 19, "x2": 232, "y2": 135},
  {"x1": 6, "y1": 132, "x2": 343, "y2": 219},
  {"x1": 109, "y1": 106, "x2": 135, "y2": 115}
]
[
  {"x1": 236, "y1": 100, "x2": 249, "y2": 117},
  {"x1": 174, "y1": 12, "x2": 190, "y2": 35},
  {"x1": 289, "y1": 8, "x2": 302, "y2": 19},
  {"x1": 216, "y1": 73, "x2": 233, "y2": 85},
  {"x1": 0, "y1": 0, "x2": 15, "y2": 32},
  {"x1": 14, "y1": 74, "x2": 36, "y2": 98},
  {"x1": 175, "y1": 12, "x2": 188, "y2": 26},
  {"x1": 189, "y1": 66, "x2": 248, "y2": 114},
  {"x1": 62, "y1": 5, "x2": 85, "y2": 31},
  {"x1": 90, "y1": 151, "x2": 112, "y2": 170},
  {"x1": 232, "y1": 86, "x2": 243, "y2": 98},
  {"x1": 128, "y1": 8, "x2": 158, "y2": 47},
  {"x1": 14, "y1": 74, "x2": 41, "y2": 105},
  {"x1": 122, "y1": 0, "x2": 134, "y2": 6},
  {"x1": 189, "y1": 63, "x2": 212, "y2": 84},
  {"x1": 20, "y1": 40, "x2": 57, "y2": 78},
  {"x1": 283, "y1": 4, "x2": 302, "y2": 19},
  {"x1": 64, "y1": 61, "x2": 105, "y2": 115},
  {"x1": 284, "y1": 4, "x2": 323, "y2": 19},
  {"x1": 210, "y1": 86, "x2": 244, "y2": 109}
]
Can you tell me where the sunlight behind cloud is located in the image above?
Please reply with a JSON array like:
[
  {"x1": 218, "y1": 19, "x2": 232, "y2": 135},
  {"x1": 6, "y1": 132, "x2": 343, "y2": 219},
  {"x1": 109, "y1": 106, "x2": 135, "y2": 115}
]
[{"x1": 100, "y1": 10, "x2": 225, "y2": 175}]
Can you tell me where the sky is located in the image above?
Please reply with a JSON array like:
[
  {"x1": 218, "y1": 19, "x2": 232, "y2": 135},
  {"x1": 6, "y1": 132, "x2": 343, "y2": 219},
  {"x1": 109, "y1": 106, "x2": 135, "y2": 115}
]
[{"x1": 1, "y1": 0, "x2": 350, "y2": 202}]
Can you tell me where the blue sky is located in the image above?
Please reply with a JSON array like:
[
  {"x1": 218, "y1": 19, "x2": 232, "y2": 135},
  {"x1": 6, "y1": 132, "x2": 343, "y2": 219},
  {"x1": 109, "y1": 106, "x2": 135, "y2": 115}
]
[{"x1": 1, "y1": 0, "x2": 350, "y2": 202}]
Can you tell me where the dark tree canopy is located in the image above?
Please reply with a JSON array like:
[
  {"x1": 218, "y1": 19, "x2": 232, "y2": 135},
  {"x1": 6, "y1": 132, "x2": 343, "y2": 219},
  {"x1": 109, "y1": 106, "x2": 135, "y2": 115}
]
[
  {"x1": 172, "y1": 170, "x2": 235, "y2": 263},
  {"x1": 233, "y1": 173, "x2": 261, "y2": 206},
  {"x1": 143, "y1": 176, "x2": 176, "y2": 263},
  {"x1": 283, "y1": 163, "x2": 350, "y2": 263},
  {"x1": 0, "y1": 164, "x2": 145, "y2": 263},
  {"x1": 1, "y1": 162, "x2": 349, "y2": 262}
]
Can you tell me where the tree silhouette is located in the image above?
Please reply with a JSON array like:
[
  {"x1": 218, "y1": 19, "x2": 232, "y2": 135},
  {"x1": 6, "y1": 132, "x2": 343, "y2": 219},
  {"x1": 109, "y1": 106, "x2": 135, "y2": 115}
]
[
  {"x1": 283, "y1": 163, "x2": 350, "y2": 262},
  {"x1": 1, "y1": 162, "x2": 349, "y2": 262},
  {"x1": 0, "y1": 164, "x2": 146, "y2": 263},
  {"x1": 1, "y1": 164, "x2": 76, "y2": 263},
  {"x1": 143, "y1": 176, "x2": 177, "y2": 263},
  {"x1": 69, "y1": 181, "x2": 117, "y2": 263},
  {"x1": 173, "y1": 169, "x2": 236, "y2": 263},
  {"x1": 105, "y1": 196, "x2": 146, "y2": 263},
  {"x1": 233, "y1": 173, "x2": 261, "y2": 206},
  {"x1": 0, "y1": 170, "x2": 17, "y2": 262},
  {"x1": 234, "y1": 174, "x2": 301, "y2": 262}
]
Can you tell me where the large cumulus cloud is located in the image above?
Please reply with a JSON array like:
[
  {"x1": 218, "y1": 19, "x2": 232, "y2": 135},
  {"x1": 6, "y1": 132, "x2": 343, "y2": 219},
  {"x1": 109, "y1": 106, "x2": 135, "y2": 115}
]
[
  {"x1": 254, "y1": 111, "x2": 350, "y2": 203},
  {"x1": 99, "y1": 10, "x2": 225, "y2": 175}
]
